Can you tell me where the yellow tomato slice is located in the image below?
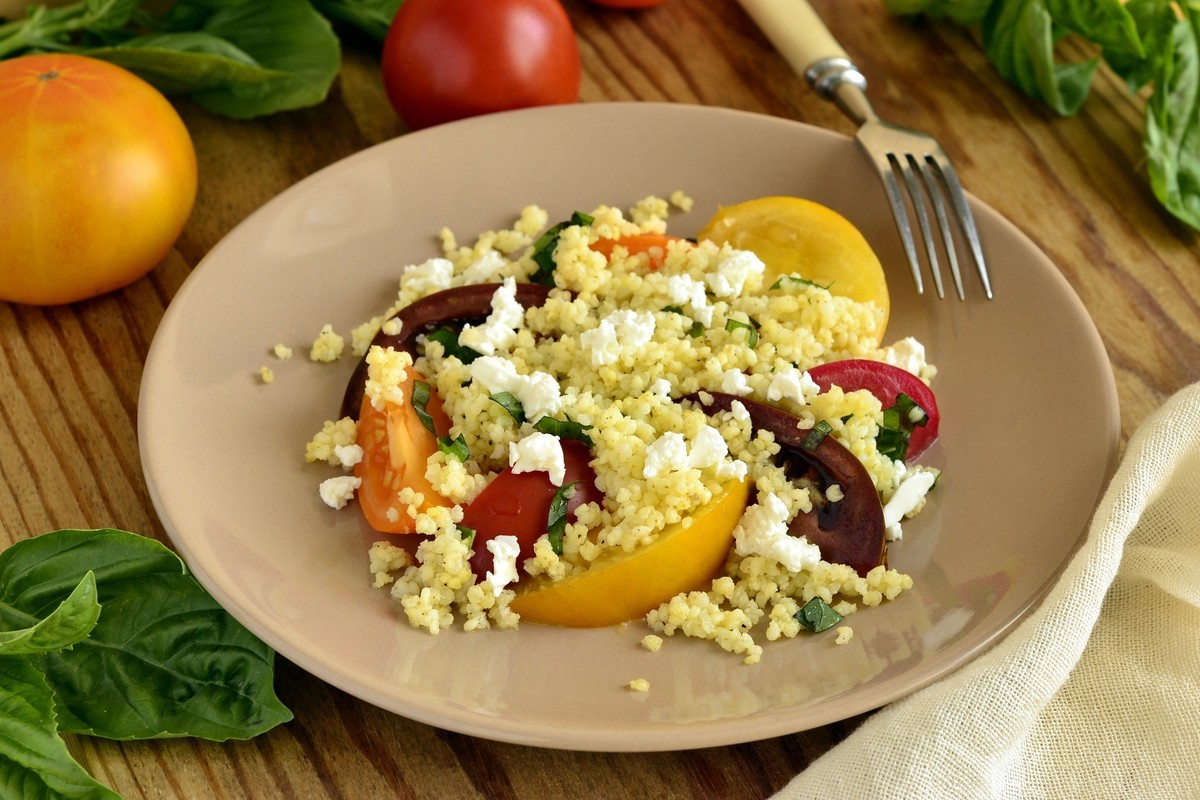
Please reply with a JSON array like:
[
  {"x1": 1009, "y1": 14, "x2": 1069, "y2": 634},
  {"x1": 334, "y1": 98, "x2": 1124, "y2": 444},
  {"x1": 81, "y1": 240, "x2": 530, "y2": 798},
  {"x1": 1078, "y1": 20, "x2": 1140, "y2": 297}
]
[
  {"x1": 697, "y1": 196, "x2": 890, "y2": 339},
  {"x1": 509, "y1": 477, "x2": 751, "y2": 627}
]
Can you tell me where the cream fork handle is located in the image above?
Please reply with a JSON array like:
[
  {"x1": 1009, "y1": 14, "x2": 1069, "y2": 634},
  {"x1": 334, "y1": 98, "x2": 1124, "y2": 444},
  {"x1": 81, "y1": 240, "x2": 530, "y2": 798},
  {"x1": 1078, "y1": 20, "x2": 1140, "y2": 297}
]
[{"x1": 736, "y1": 0, "x2": 848, "y2": 74}]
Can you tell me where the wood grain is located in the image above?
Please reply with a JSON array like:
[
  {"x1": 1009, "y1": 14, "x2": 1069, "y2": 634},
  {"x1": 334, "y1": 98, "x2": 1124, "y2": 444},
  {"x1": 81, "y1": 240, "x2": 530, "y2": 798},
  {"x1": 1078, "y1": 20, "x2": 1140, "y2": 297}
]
[{"x1": 3, "y1": 0, "x2": 1198, "y2": 797}]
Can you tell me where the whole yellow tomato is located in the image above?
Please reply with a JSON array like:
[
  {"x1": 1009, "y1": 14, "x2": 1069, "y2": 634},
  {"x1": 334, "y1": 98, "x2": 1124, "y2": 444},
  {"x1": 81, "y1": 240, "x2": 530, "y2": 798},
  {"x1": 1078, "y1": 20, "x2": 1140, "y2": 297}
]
[{"x1": 0, "y1": 54, "x2": 197, "y2": 306}]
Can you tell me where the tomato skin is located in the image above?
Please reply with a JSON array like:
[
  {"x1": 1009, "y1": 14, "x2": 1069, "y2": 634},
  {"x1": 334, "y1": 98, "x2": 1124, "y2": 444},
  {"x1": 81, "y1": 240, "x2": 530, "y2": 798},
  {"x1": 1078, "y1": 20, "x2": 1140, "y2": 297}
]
[
  {"x1": 807, "y1": 359, "x2": 941, "y2": 461},
  {"x1": 462, "y1": 440, "x2": 601, "y2": 580},
  {"x1": 0, "y1": 54, "x2": 197, "y2": 306},
  {"x1": 355, "y1": 380, "x2": 453, "y2": 533},
  {"x1": 381, "y1": 0, "x2": 582, "y2": 131},
  {"x1": 590, "y1": 234, "x2": 685, "y2": 270},
  {"x1": 586, "y1": 0, "x2": 669, "y2": 7}
]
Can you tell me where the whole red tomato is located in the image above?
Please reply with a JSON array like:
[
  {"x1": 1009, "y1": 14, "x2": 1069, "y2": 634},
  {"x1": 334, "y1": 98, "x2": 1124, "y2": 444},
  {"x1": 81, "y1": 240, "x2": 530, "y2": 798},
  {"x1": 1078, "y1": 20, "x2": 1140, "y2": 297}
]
[
  {"x1": 381, "y1": 0, "x2": 582, "y2": 131},
  {"x1": 0, "y1": 54, "x2": 197, "y2": 306}
]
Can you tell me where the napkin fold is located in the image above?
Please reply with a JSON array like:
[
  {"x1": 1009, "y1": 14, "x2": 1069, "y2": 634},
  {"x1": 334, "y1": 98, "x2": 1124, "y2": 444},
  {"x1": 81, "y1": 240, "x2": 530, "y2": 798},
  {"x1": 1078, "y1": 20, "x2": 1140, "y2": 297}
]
[{"x1": 775, "y1": 383, "x2": 1200, "y2": 799}]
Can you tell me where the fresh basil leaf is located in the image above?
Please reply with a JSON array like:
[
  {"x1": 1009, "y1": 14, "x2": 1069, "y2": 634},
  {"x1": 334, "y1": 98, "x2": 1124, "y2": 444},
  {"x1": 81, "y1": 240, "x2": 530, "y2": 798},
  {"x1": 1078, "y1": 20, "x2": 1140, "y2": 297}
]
[
  {"x1": 0, "y1": 571, "x2": 99, "y2": 656},
  {"x1": 686, "y1": 320, "x2": 706, "y2": 338},
  {"x1": 876, "y1": 392, "x2": 929, "y2": 462},
  {"x1": 0, "y1": 529, "x2": 292, "y2": 741},
  {"x1": 794, "y1": 597, "x2": 844, "y2": 633},
  {"x1": 770, "y1": 274, "x2": 832, "y2": 291},
  {"x1": 885, "y1": 0, "x2": 992, "y2": 25},
  {"x1": 546, "y1": 482, "x2": 579, "y2": 556},
  {"x1": 724, "y1": 318, "x2": 759, "y2": 348},
  {"x1": 411, "y1": 380, "x2": 437, "y2": 435},
  {"x1": 533, "y1": 416, "x2": 594, "y2": 446},
  {"x1": 1145, "y1": 7, "x2": 1200, "y2": 230},
  {"x1": 802, "y1": 419, "x2": 833, "y2": 452},
  {"x1": 457, "y1": 524, "x2": 476, "y2": 548},
  {"x1": 491, "y1": 391, "x2": 526, "y2": 424},
  {"x1": 425, "y1": 327, "x2": 482, "y2": 364},
  {"x1": 530, "y1": 211, "x2": 594, "y2": 286},
  {"x1": 0, "y1": 657, "x2": 122, "y2": 799},
  {"x1": 311, "y1": 0, "x2": 403, "y2": 40},
  {"x1": 85, "y1": 32, "x2": 284, "y2": 95},
  {"x1": 437, "y1": 433, "x2": 469, "y2": 462}
]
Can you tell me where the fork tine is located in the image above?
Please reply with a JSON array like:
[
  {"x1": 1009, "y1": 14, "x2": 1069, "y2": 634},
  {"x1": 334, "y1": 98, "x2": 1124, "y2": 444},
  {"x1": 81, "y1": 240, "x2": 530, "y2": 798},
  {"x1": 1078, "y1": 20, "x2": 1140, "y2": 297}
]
[
  {"x1": 876, "y1": 154, "x2": 925, "y2": 296},
  {"x1": 927, "y1": 156, "x2": 993, "y2": 300},
  {"x1": 899, "y1": 153, "x2": 945, "y2": 299},
  {"x1": 915, "y1": 155, "x2": 964, "y2": 300}
]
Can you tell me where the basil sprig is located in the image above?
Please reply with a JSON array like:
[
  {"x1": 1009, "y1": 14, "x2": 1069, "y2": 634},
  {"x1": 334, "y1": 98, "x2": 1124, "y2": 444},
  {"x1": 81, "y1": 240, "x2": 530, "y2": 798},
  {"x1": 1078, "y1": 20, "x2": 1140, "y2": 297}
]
[
  {"x1": 425, "y1": 327, "x2": 482, "y2": 365},
  {"x1": 876, "y1": 392, "x2": 929, "y2": 462}
]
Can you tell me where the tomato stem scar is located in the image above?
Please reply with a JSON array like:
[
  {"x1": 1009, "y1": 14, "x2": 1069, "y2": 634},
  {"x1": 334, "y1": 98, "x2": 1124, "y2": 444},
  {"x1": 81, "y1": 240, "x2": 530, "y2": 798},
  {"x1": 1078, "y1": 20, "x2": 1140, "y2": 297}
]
[{"x1": 38, "y1": 70, "x2": 59, "y2": 81}]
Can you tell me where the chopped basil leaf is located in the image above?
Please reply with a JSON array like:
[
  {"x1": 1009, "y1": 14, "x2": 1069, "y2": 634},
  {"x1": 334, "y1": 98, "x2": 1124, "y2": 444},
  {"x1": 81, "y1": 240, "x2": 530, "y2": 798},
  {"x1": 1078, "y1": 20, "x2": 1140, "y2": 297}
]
[
  {"x1": 802, "y1": 419, "x2": 833, "y2": 451},
  {"x1": 770, "y1": 274, "x2": 833, "y2": 291},
  {"x1": 546, "y1": 482, "x2": 579, "y2": 555},
  {"x1": 530, "y1": 211, "x2": 595, "y2": 286},
  {"x1": 795, "y1": 597, "x2": 844, "y2": 633},
  {"x1": 840, "y1": 414, "x2": 855, "y2": 423},
  {"x1": 437, "y1": 433, "x2": 470, "y2": 461},
  {"x1": 686, "y1": 321, "x2": 706, "y2": 338},
  {"x1": 661, "y1": 304, "x2": 685, "y2": 314},
  {"x1": 411, "y1": 381, "x2": 437, "y2": 435},
  {"x1": 533, "y1": 416, "x2": 594, "y2": 446},
  {"x1": 724, "y1": 318, "x2": 759, "y2": 348},
  {"x1": 457, "y1": 524, "x2": 477, "y2": 547},
  {"x1": 425, "y1": 327, "x2": 482, "y2": 364},
  {"x1": 876, "y1": 392, "x2": 929, "y2": 462},
  {"x1": 491, "y1": 391, "x2": 526, "y2": 425}
]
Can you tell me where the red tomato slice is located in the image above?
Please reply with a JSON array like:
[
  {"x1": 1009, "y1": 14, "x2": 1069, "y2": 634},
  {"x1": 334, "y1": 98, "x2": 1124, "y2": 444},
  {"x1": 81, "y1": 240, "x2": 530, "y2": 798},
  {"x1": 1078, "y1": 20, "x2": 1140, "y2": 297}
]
[
  {"x1": 462, "y1": 440, "x2": 601, "y2": 580},
  {"x1": 806, "y1": 359, "x2": 940, "y2": 461},
  {"x1": 354, "y1": 374, "x2": 453, "y2": 533},
  {"x1": 590, "y1": 234, "x2": 685, "y2": 270}
]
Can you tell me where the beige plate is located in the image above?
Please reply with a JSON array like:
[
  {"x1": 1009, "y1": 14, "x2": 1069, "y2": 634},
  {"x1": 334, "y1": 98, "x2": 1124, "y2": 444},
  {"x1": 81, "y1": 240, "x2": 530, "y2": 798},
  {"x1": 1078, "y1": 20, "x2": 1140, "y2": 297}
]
[{"x1": 139, "y1": 103, "x2": 1119, "y2": 751}]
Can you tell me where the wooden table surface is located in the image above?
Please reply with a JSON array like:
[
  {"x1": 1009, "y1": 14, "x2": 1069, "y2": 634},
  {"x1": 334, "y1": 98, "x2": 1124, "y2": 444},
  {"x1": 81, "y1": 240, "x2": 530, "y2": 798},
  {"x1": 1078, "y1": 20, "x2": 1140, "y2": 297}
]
[{"x1": 3, "y1": 0, "x2": 1198, "y2": 797}]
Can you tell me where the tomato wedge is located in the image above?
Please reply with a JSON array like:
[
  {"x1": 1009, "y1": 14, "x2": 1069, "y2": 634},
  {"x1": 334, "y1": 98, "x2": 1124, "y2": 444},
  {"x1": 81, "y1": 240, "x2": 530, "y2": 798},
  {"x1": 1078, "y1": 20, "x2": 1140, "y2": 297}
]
[
  {"x1": 462, "y1": 439, "x2": 601, "y2": 580},
  {"x1": 590, "y1": 234, "x2": 685, "y2": 270},
  {"x1": 354, "y1": 375, "x2": 453, "y2": 533},
  {"x1": 807, "y1": 359, "x2": 940, "y2": 461}
]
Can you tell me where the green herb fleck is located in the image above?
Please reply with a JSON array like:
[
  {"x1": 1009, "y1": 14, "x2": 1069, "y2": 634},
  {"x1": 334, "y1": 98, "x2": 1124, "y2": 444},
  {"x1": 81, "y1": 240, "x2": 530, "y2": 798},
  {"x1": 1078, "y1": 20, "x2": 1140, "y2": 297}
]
[
  {"x1": 724, "y1": 318, "x2": 760, "y2": 348},
  {"x1": 795, "y1": 597, "x2": 844, "y2": 633},
  {"x1": 802, "y1": 419, "x2": 834, "y2": 452},
  {"x1": 876, "y1": 392, "x2": 929, "y2": 462},
  {"x1": 533, "y1": 416, "x2": 594, "y2": 446},
  {"x1": 661, "y1": 304, "x2": 685, "y2": 314},
  {"x1": 771, "y1": 274, "x2": 833, "y2": 291},
  {"x1": 411, "y1": 381, "x2": 437, "y2": 435},
  {"x1": 425, "y1": 327, "x2": 482, "y2": 364},
  {"x1": 530, "y1": 211, "x2": 595, "y2": 285},
  {"x1": 547, "y1": 482, "x2": 579, "y2": 555},
  {"x1": 491, "y1": 391, "x2": 526, "y2": 425},
  {"x1": 457, "y1": 524, "x2": 477, "y2": 547},
  {"x1": 686, "y1": 321, "x2": 706, "y2": 338},
  {"x1": 437, "y1": 434, "x2": 470, "y2": 462}
]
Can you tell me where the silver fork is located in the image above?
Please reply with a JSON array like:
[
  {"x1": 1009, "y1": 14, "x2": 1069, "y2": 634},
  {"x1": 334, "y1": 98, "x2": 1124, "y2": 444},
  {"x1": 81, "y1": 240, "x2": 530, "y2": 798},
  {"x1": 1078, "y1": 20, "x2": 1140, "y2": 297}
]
[{"x1": 737, "y1": 0, "x2": 993, "y2": 299}]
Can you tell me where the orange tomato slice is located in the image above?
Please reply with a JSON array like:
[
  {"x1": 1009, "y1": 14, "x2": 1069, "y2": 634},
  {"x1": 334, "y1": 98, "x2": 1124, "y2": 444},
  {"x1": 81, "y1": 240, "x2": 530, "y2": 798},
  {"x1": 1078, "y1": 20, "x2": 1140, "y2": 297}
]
[
  {"x1": 590, "y1": 234, "x2": 685, "y2": 270},
  {"x1": 509, "y1": 477, "x2": 751, "y2": 627},
  {"x1": 697, "y1": 196, "x2": 890, "y2": 340},
  {"x1": 354, "y1": 374, "x2": 452, "y2": 533}
]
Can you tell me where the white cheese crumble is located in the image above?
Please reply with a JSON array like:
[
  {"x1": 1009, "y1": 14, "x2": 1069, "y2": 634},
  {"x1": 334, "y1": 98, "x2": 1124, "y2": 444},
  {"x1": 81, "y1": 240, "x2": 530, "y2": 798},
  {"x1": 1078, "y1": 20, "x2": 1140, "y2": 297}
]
[
  {"x1": 663, "y1": 273, "x2": 714, "y2": 325},
  {"x1": 509, "y1": 432, "x2": 566, "y2": 486},
  {"x1": 485, "y1": 535, "x2": 521, "y2": 596},
  {"x1": 883, "y1": 468, "x2": 938, "y2": 541},
  {"x1": 319, "y1": 475, "x2": 361, "y2": 509},
  {"x1": 766, "y1": 366, "x2": 820, "y2": 405},
  {"x1": 458, "y1": 277, "x2": 524, "y2": 355},
  {"x1": 706, "y1": 248, "x2": 765, "y2": 298},
  {"x1": 459, "y1": 250, "x2": 507, "y2": 285},
  {"x1": 579, "y1": 309, "x2": 656, "y2": 367},
  {"x1": 733, "y1": 493, "x2": 822, "y2": 572},
  {"x1": 719, "y1": 368, "x2": 753, "y2": 396},
  {"x1": 333, "y1": 443, "x2": 363, "y2": 469},
  {"x1": 643, "y1": 431, "x2": 688, "y2": 478},
  {"x1": 469, "y1": 355, "x2": 562, "y2": 421},
  {"x1": 883, "y1": 336, "x2": 930, "y2": 377},
  {"x1": 400, "y1": 257, "x2": 454, "y2": 296}
]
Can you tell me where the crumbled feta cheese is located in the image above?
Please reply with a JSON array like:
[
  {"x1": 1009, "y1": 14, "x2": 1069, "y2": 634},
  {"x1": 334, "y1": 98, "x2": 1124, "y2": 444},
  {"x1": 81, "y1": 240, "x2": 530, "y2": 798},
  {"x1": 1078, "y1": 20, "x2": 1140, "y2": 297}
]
[
  {"x1": 509, "y1": 432, "x2": 566, "y2": 485},
  {"x1": 319, "y1": 475, "x2": 361, "y2": 509},
  {"x1": 664, "y1": 274, "x2": 714, "y2": 325},
  {"x1": 580, "y1": 309, "x2": 656, "y2": 367},
  {"x1": 733, "y1": 493, "x2": 822, "y2": 572},
  {"x1": 649, "y1": 378, "x2": 673, "y2": 399},
  {"x1": 883, "y1": 469, "x2": 937, "y2": 541},
  {"x1": 470, "y1": 355, "x2": 562, "y2": 421},
  {"x1": 882, "y1": 336, "x2": 930, "y2": 377},
  {"x1": 459, "y1": 250, "x2": 508, "y2": 284},
  {"x1": 720, "y1": 368, "x2": 753, "y2": 396},
  {"x1": 459, "y1": 277, "x2": 524, "y2": 355},
  {"x1": 334, "y1": 443, "x2": 363, "y2": 469},
  {"x1": 644, "y1": 432, "x2": 689, "y2": 478},
  {"x1": 400, "y1": 257, "x2": 454, "y2": 296},
  {"x1": 485, "y1": 535, "x2": 521, "y2": 596},
  {"x1": 689, "y1": 426, "x2": 747, "y2": 481},
  {"x1": 309, "y1": 324, "x2": 344, "y2": 362},
  {"x1": 767, "y1": 366, "x2": 820, "y2": 405},
  {"x1": 729, "y1": 399, "x2": 750, "y2": 424},
  {"x1": 706, "y1": 248, "x2": 764, "y2": 298}
]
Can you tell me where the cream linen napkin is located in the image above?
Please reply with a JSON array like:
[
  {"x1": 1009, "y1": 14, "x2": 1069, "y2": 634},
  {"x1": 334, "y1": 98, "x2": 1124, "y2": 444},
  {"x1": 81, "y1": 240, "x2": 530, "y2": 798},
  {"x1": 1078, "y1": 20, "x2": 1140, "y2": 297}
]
[{"x1": 775, "y1": 383, "x2": 1200, "y2": 799}]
